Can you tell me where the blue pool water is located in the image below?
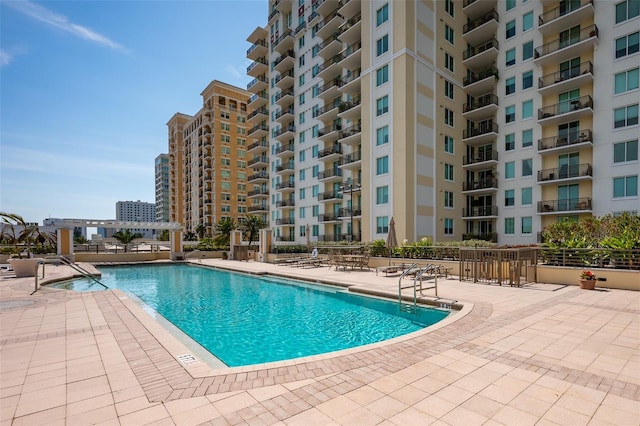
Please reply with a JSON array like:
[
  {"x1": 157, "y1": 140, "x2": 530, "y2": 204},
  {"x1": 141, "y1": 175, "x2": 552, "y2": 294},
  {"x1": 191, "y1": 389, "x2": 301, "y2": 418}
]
[{"x1": 56, "y1": 264, "x2": 449, "y2": 366}]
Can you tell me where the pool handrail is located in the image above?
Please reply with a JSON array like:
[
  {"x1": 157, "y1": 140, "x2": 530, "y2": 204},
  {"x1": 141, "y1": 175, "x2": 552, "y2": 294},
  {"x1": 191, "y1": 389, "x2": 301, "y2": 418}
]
[{"x1": 32, "y1": 256, "x2": 107, "y2": 294}]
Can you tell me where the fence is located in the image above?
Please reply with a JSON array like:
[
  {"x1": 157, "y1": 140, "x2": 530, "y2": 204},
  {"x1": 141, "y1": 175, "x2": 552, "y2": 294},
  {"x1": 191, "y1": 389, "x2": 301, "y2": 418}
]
[{"x1": 459, "y1": 247, "x2": 538, "y2": 286}]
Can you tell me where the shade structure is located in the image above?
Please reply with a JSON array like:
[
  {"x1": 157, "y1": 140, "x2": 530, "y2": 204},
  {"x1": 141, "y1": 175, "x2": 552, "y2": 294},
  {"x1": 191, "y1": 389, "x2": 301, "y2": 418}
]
[
  {"x1": 305, "y1": 224, "x2": 311, "y2": 250},
  {"x1": 386, "y1": 217, "x2": 398, "y2": 250}
]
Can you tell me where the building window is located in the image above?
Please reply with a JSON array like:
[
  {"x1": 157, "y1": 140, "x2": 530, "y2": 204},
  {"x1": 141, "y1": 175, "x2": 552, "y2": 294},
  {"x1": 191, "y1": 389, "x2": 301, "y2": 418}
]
[
  {"x1": 505, "y1": 133, "x2": 515, "y2": 151},
  {"x1": 445, "y1": 24, "x2": 454, "y2": 44},
  {"x1": 521, "y1": 217, "x2": 532, "y2": 234},
  {"x1": 299, "y1": 93, "x2": 305, "y2": 105},
  {"x1": 614, "y1": 68, "x2": 639, "y2": 94},
  {"x1": 522, "y1": 129, "x2": 533, "y2": 147},
  {"x1": 312, "y1": 204, "x2": 319, "y2": 216},
  {"x1": 312, "y1": 186, "x2": 319, "y2": 198},
  {"x1": 376, "y1": 34, "x2": 389, "y2": 56},
  {"x1": 376, "y1": 96, "x2": 389, "y2": 115},
  {"x1": 312, "y1": 64, "x2": 319, "y2": 77},
  {"x1": 445, "y1": 80, "x2": 454, "y2": 99},
  {"x1": 376, "y1": 216, "x2": 389, "y2": 234},
  {"x1": 506, "y1": 0, "x2": 516, "y2": 10},
  {"x1": 376, "y1": 3, "x2": 389, "y2": 26},
  {"x1": 505, "y1": 189, "x2": 515, "y2": 206},
  {"x1": 522, "y1": 100, "x2": 533, "y2": 119},
  {"x1": 444, "y1": 218, "x2": 454, "y2": 235},
  {"x1": 445, "y1": 0, "x2": 454, "y2": 17},
  {"x1": 615, "y1": 32, "x2": 639, "y2": 59},
  {"x1": 522, "y1": 158, "x2": 533, "y2": 176},
  {"x1": 522, "y1": 11, "x2": 533, "y2": 31},
  {"x1": 444, "y1": 191, "x2": 454, "y2": 208},
  {"x1": 522, "y1": 70, "x2": 533, "y2": 89},
  {"x1": 614, "y1": 176, "x2": 638, "y2": 197},
  {"x1": 377, "y1": 126, "x2": 389, "y2": 145},
  {"x1": 444, "y1": 135, "x2": 454, "y2": 153},
  {"x1": 444, "y1": 163, "x2": 454, "y2": 181},
  {"x1": 505, "y1": 161, "x2": 515, "y2": 179},
  {"x1": 300, "y1": 131, "x2": 306, "y2": 142},
  {"x1": 445, "y1": 52, "x2": 454, "y2": 72},
  {"x1": 505, "y1": 218, "x2": 515, "y2": 234},
  {"x1": 299, "y1": 54, "x2": 305, "y2": 67},
  {"x1": 445, "y1": 108, "x2": 454, "y2": 126},
  {"x1": 616, "y1": 0, "x2": 640, "y2": 24},
  {"x1": 299, "y1": 34, "x2": 305, "y2": 48},
  {"x1": 376, "y1": 186, "x2": 389, "y2": 204},
  {"x1": 522, "y1": 187, "x2": 532, "y2": 205},
  {"x1": 299, "y1": 74, "x2": 305, "y2": 86},
  {"x1": 376, "y1": 65, "x2": 389, "y2": 86},
  {"x1": 506, "y1": 77, "x2": 516, "y2": 95},
  {"x1": 312, "y1": 144, "x2": 318, "y2": 157},
  {"x1": 506, "y1": 48, "x2": 516, "y2": 66},
  {"x1": 506, "y1": 105, "x2": 516, "y2": 123},
  {"x1": 299, "y1": 169, "x2": 306, "y2": 180},
  {"x1": 614, "y1": 140, "x2": 639, "y2": 163},
  {"x1": 300, "y1": 188, "x2": 306, "y2": 200},
  {"x1": 614, "y1": 104, "x2": 639, "y2": 128},
  {"x1": 312, "y1": 225, "x2": 319, "y2": 237},
  {"x1": 522, "y1": 40, "x2": 534, "y2": 60},
  {"x1": 299, "y1": 112, "x2": 305, "y2": 124},
  {"x1": 506, "y1": 20, "x2": 516, "y2": 39},
  {"x1": 376, "y1": 156, "x2": 389, "y2": 174}
]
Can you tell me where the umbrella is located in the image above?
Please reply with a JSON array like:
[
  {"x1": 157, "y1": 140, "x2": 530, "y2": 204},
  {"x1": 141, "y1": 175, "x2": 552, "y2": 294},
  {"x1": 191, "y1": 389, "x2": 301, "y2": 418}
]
[{"x1": 386, "y1": 217, "x2": 398, "y2": 265}]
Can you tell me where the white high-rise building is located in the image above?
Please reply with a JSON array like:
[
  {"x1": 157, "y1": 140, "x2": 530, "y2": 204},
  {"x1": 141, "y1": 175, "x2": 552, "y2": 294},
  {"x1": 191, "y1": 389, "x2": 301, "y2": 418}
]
[{"x1": 116, "y1": 200, "x2": 156, "y2": 239}]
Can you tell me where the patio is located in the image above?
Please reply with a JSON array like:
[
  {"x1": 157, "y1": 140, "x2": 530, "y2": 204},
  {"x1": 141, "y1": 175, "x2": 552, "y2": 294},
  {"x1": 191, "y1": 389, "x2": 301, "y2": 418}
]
[{"x1": 0, "y1": 259, "x2": 638, "y2": 425}]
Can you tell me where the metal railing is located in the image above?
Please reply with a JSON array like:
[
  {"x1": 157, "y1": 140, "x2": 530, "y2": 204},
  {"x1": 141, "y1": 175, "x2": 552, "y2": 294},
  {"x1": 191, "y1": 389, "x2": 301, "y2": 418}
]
[
  {"x1": 535, "y1": 25, "x2": 598, "y2": 59},
  {"x1": 538, "y1": 130, "x2": 592, "y2": 151},
  {"x1": 463, "y1": 149, "x2": 498, "y2": 165},
  {"x1": 463, "y1": 93, "x2": 499, "y2": 113},
  {"x1": 537, "y1": 197, "x2": 592, "y2": 213},
  {"x1": 463, "y1": 38, "x2": 499, "y2": 60},
  {"x1": 539, "y1": 0, "x2": 593, "y2": 26},
  {"x1": 537, "y1": 163, "x2": 592, "y2": 182},
  {"x1": 538, "y1": 95, "x2": 593, "y2": 120},
  {"x1": 538, "y1": 61, "x2": 592, "y2": 89},
  {"x1": 463, "y1": 10, "x2": 499, "y2": 34}
]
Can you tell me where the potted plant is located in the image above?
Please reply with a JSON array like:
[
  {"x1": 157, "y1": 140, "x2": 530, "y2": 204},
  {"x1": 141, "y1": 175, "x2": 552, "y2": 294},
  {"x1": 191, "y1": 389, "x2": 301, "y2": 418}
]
[{"x1": 579, "y1": 270, "x2": 597, "y2": 290}]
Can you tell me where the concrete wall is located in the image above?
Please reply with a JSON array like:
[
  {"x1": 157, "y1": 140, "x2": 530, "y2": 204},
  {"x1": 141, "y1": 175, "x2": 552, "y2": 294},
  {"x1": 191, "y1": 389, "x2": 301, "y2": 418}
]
[{"x1": 537, "y1": 266, "x2": 640, "y2": 291}]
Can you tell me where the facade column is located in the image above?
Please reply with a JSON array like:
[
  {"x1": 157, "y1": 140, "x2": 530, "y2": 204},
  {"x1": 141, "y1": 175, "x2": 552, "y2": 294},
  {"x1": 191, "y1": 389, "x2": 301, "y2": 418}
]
[
  {"x1": 170, "y1": 230, "x2": 183, "y2": 260},
  {"x1": 257, "y1": 228, "x2": 272, "y2": 263},
  {"x1": 57, "y1": 228, "x2": 75, "y2": 262}
]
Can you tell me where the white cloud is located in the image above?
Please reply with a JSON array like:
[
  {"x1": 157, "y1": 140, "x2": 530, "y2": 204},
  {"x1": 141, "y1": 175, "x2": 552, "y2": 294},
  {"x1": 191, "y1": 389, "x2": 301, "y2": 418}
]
[
  {"x1": 0, "y1": 49, "x2": 13, "y2": 67},
  {"x1": 225, "y1": 64, "x2": 244, "y2": 80},
  {"x1": 5, "y1": 0, "x2": 129, "y2": 53}
]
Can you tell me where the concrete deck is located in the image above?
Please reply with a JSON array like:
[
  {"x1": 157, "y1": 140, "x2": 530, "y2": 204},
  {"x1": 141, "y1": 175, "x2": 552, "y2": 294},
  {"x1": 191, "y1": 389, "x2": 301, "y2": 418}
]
[{"x1": 1, "y1": 259, "x2": 638, "y2": 425}]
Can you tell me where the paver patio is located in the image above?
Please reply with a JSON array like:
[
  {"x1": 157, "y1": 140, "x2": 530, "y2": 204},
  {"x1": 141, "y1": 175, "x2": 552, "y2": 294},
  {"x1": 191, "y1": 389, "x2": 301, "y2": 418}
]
[{"x1": 0, "y1": 259, "x2": 638, "y2": 425}]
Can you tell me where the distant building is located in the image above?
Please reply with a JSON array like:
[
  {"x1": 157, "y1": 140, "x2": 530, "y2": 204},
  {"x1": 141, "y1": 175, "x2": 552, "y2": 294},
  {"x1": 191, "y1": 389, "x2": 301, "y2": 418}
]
[
  {"x1": 155, "y1": 154, "x2": 170, "y2": 222},
  {"x1": 115, "y1": 200, "x2": 156, "y2": 239}
]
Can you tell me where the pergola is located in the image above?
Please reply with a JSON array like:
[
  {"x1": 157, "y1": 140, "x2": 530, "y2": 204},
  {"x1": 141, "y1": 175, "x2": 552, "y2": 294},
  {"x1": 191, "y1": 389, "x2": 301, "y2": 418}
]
[{"x1": 48, "y1": 219, "x2": 184, "y2": 261}]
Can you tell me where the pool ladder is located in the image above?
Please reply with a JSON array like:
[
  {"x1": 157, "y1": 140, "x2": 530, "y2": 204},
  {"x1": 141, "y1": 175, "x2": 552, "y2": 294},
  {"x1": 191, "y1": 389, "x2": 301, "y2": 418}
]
[
  {"x1": 398, "y1": 263, "x2": 418, "y2": 314},
  {"x1": 32, "y1": 256, "x2": 108, "y2": 294}
]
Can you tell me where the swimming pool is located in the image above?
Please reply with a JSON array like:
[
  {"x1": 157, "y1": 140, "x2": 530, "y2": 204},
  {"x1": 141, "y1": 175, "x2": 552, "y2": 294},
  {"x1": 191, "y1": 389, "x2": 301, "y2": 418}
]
[{"x1": 56, "y1": 264, "x2": 449, "y2": 366}]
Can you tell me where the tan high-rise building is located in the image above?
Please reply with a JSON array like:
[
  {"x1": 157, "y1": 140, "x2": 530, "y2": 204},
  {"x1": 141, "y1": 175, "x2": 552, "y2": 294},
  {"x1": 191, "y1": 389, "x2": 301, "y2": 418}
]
[
  {"x1": 167, "y1": 81, "x2": 251, "y2": 237},
  {"x1": 247, "y1": 0, "x2": 639, "y2": 246}
]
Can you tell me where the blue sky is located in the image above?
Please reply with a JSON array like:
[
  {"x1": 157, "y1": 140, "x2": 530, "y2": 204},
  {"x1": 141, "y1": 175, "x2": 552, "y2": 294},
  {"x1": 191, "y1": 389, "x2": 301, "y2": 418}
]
[{"x1": 1, "y1": 0, "x2": 266, "y2": 223}]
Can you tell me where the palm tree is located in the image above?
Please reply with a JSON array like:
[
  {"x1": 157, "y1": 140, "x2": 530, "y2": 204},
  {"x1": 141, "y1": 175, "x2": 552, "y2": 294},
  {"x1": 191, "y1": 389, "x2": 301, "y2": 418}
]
[
  {"x1": 214, "y1": 217, "x2": 237, "y2": 248},
  {"x1": 241, "y1": 215, "x2": 266, "y2": 250},
  {"x1": 1, "y1": 212, "x2": 34, "y2": 257},
  {"x1": 112, "y1": 229, "x2": 142, "y2": 253},
  {"x1": 195, "y1": 223, "x2": 207, "y2": 240}
]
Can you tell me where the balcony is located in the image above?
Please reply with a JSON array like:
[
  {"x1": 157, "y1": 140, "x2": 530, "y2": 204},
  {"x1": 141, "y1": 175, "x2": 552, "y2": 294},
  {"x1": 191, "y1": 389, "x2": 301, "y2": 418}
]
[
  {"x1": 462, "y1": 232, "x2": 498, "y2": 243},
  {"x1": 463, "y1": 0, "x2": 497, "y2": 20},
  {"x1": 534, "y1": 25, "x2": 598, "y2": 67},
  {"x1": 463, "y1": 10, "x2": 499, "y2": 41},
  {"x1": 318, "y1": 32, "x2": 342, "y2": 60},
  {"x1": 318, "y1": 190, "x2": 343, "y2": 201},
  {"x1": 338, "y1": 95, "x2": 361, "y2": 121},
  {"x1": 538, "y1": 197, "x2": 592, "y2": 214},
  {"x1": 273, "y1": 124, "x2": 296, "y2": 142},
  {"x1": 338, "y1": 122, "x2": 362, "y2": 145},
  {"x1": 463, "y1": 150, "x2": 498, "y2": 170},
  {"x1": 293, "y1": 21, "x2": 306, "y2": 36},
  {"x1": 268, "y1": 7, "x2": 279, "y2": 22},
  {"x1": 318, "y1": 145, "x2": 343, "y2": 161},
  {"x1": 338, "y1": 68, "x2": 361, "y2": 95},
  {"x1": 463, "y1": 38, "x2": 499, "y2": 71},
  {"x1": 275, "y1": 235, "x2": 296, "y2": 242},
  {"x1": 314, "y1": 98, "x2": 341, "y2": 122},
  {"x1": 317, "y1": 76, "x2": 341, "y2": 100},
  {"x1": 463, "y1": 67, "x2": 499, "y2": 97},
  {"x1": 248, "y1": 204, "x2": 269, "y2": 212},
  {"x1": 318, "y1": 168, "x2": 343, "y2": 182},
  {"x1": 318, "y1": 55, "x2": 342, "y2": 80},
  {"x1": 275, "y1": 181, "x2": 295, "y2": 192},
  {"x1": 275, "y1": 217, "x2": 296, "y2": 225},
  {"x1": 274, "y1": 143, "x2": 295, "y2": 158},
  {"x1": 275, "y1": 198, "x2": 295, "y2": 208},
  {"x1": 537, "y1": 163, "x2": 593, "y2": 184},
  {"x1": 462, "y1": 205, "x2": 498, "y2": 219},
  {"x1": 274, "y1": 87, "x2": 294, "y2": 106},
  {"x1": 276, "y1": 162, "x2": 295, "y2": 177},
  {"x1": 272, "y1": 28, "x2": 293, "y2": 54},
  {"x1": 247, "y1": 155, "x2": 269, "y2": 167},
  {"x1": 247, "y1": 172, "x2": 269, "y2": 183},
  {"x1": 538, "y1": 129, "x2": 592, "y2": 154},
  {"x1": 273, "y1": 50, "x2": 295, "y2": 73},
  {"x1": 463, "y1": 121, "x2": 499, "y2": 146},
  {"x1": 248, "y1": 187, "x2": 269, "y2": 197},
  {"x1": 338, "y1": 41, "x2": 362, "y2": 70},
  {"x1": 274, "y1": 106, "x2": 294, "y2": 124},
  {"x1": 338, "y1": 11, "x2": 361, "y2": 46},
  {"x1": 247, "y1": 107, "x2": 268, "y2": 124},
  {"x1": 318, "y1": 123, "x2": 342, "y2": 141},
  {"x1": 246, "y1": 39, "x2": 267, "y2": 60},
  {"x1": 339, "y1": 150, "x2": 362, "y2": 170},
  {"x1": 314, "y1": 10, "x2": 342, "y2": 39},
  {"x1": 248, "y1": 122, "x2": 269, "y2": 138},
  {"x1": 247, "y1": 75, "x2": 268, "y2": 93},
  {"x1": 316, "y1": 0, "x2": 340, "y2": 16},
  {"x1": 318, "y1": 213, "x2": 340, "y2": 222},
  {"x1": 539, "y1": 0, "x2": 594, "y2": 36},
  {"x1": 247, "y1": 139, "x2": 269, "y2": 153},
  {"x1": 462, "y1": 177, "x2": 498, "y2": 193},
  {"x1": 274, "y1": 69, "x2": 295, "y2": 89},
  {"x1": 338, "y1": 207, "x2": 361, "y2": 218},
  {"x1": 538, "y1": 61, "x2": 593, "y2": 96},
  {"x1": 248, "y1": 92, "x2": 268, "y2": 109},
  {"x1": 463, "y1": 93, "x2": 499, "y2": 121},
  {"x1": 274, "y1": 0, "x2": 291, "y2": 14},
  {"x1": 538, "y1": 95, "x2": 593, "y2": 125},
  {"x1": 247, "y1": 57, "x2": 268, "y2": 77}
]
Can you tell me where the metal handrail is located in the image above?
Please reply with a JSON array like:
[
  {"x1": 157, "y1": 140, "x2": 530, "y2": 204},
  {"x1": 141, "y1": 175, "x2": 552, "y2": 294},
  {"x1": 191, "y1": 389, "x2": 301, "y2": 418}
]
[
  {"x1": 34, "y1": 256, "x2": 107, "y2": 294},
  {"x1": 398, "y1": 263, "x2": 418, "y2": 306}
]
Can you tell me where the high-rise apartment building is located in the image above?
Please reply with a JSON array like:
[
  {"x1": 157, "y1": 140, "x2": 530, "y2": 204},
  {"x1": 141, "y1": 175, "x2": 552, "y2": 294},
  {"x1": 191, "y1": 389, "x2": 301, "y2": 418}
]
[
  {"x1": 155, "y1": 154, "x2": 170, "y2": 223},
  {"x1": 116, "y1": 200, "x2": 156, "y2": 239},
  {"x1": 247, "y1": 0, "x2": 639, "y2": 246},
  {"x1": 167, "y1": 81, "x2": 251, "y2": 237}
]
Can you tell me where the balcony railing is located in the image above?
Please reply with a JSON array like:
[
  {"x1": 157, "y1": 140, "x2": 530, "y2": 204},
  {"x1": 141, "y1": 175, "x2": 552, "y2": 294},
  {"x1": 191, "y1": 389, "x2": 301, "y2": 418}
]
[
  {"x1": 248, "y1": 172, "x2": 269, "y2": 181},
  {"x1": 318, "y1": 213, "x2": 339, "y2": 222},
  {"x1": 273, "y1": 70, "x2": 294, "y2": 85},
  {"x1": 274, "y1": 143, "x2": 294, "y2": 155},
  {"x1": 313, "y1": 99, "x2": 341, "y2": 118},
  {"x1": 274, "y1": 108, "x2": 294, "y2": 122},
  {"x1": 538, "y1": 61, "x2": 593, "y2": 89},
  {"x1": 463, "y1": 177, "x2": 498, "y2": 191},
  {"x1": 247, "y1": 75, "x2": 267, "y2": 91},
  {"x1": 318, "y1": 32, "x2": 340, "y2": 52},
  {"x1": 247, "y1": 156, "x2": 269, "y2": 166},
  {"x1": 463, "y1": 206, "x2": 498, "y2": 217},
  {"x1": 275, "y1": 218, "x2": 295, "y2": 225},
  {"x1": 294, "y1": 21, "x2": 306, "y2": 35},
  {"x1": 246, "y1": 40, "x2": 266, "y2": 56},
  {"x1": 535, "y1": 25, "x2": 598, "y2": 59},
  {"x1": 318, "y1": 191, "x2": 343, "y2": 201},
  {"x1": 339, "y1": 122, "x2": 362, "y2": 139},
  {"x1": 539, "y1": 0, "x2": 593, "y2": 26},
  {"x1": 538, "y1": 129, "x2": 592, "y2": 151},
  {"x1": 318, "y1": 168, "x2": 343, "y2": 179},
  {"x1": 339, "y1": 11, "x2": 361, "y2": 34},
  {"x1": 246, "y1": 57, "x2": 267, "y2": 73},
  {"x1": 339, "y1": 41, "x2": 362, "y2": 60},
  {"x1": 538, "y1": 197, "x2": 592, "y2": 213},
  {"x1": 318, "y1": 145, "x2": 343, "y2": 158},
  {"x1": 463, "y1": 122, "x2": 499, "y2": 139},
  {"x1": 538, "y1": 95, "x2": 593, "y2": 120},
  {"x1": 463, "y1": 150, "x2": 498, "y2": 165},
  {"x1": 273, "y1": 29, "x2": 292, "y2": 48},
  {"x1": 249, "y1": 92, "x2": 268, "y2": 104},
  {"x1": 276, "y1": 162, "x2": 295, "y2": 172},
  {"x1": 314, "y1": 10, "x2": 340, "y2": 33},
  {"x1": 318, "y1": 123, "x2": 342, "y2": 136},
  {"x1": 247, "y1": 108, "x2": 268, "y2": 121},
  {"x1": 339, "y1": 95, "x2": 361, "y2": 113},
  {"x1": 274, "y1": 87, "x2": 294, "y2": 103},
  {"x1": 463, "y1": 67, "x2": 499, "y2": 86},
  {"x1": 248, "y1": 123, "x2": 269, "y2": 135},
  {"x1": 248, "y1": 204, "x2": 268, "y2": 212},
  {"x1": 318, "y1": 76, "x2": 342, "y2": 95},
  {"x1": 248, "y1": 188, "x2": 269, "y2": 196},
  {"x1": 275, "y1": 182, "x2": 295, "y2": 190},
  {"x1": 338, "y1": 207, "x2": 361, "y2": 217},
  {"x1": 463, "y1": 38, "x2": 499, "y2": 61},
  {"x1": 463, "y1": 93, "x2": 499, "y2": 113},
  {"x1": 247, "y1": 139, "x2": 268, "y2": 150},
  {"x1": 272, "y1": 50, "x2": 295, "y2": 68},
  {"x1": 463, "y1": 10, "x2": 499, "y2": 34},
  {"x1": 338, "y1": 68, "x2": 362, "y2": 87},
  {"x1": 275, "y1": 199, "x2": 295, "y2": 208},
  {"x1": 340, "y1": 150, "x2": 362, "y2": 165},
  {"x1": 318, "y1": 54, "x2": 342, "y2": 73},
  {"x1": 537, "y1": 163, "x2": 592, "y2": 182}
]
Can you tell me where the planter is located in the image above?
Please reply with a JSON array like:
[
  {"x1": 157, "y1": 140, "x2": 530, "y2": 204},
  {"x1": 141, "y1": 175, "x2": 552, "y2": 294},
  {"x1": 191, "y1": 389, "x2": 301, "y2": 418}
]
[
  {"x1": 579, "y1": 279, "x2": 596, "y2": 290},
  {"x1": 8, "y1": 258, "x2": 42, "y2": 278}
]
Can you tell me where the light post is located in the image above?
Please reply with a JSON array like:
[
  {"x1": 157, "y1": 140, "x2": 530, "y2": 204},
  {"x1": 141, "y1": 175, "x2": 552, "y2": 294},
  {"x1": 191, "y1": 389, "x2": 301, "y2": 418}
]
[{"x1": 340, "y1": 182, "x2": 360, "y2": 242}]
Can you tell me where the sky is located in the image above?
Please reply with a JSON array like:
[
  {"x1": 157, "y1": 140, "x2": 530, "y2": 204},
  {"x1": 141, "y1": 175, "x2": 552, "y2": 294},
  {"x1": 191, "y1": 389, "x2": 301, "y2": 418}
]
[{"x1": 1, "y1": 0, "x2": 267, "y2": 224}]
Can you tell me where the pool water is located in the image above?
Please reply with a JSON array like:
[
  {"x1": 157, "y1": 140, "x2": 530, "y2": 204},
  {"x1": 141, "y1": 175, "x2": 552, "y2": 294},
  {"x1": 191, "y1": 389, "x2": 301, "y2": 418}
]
[{"x1": 56, "y1": 264, "x2": 449, "y2": 366}]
